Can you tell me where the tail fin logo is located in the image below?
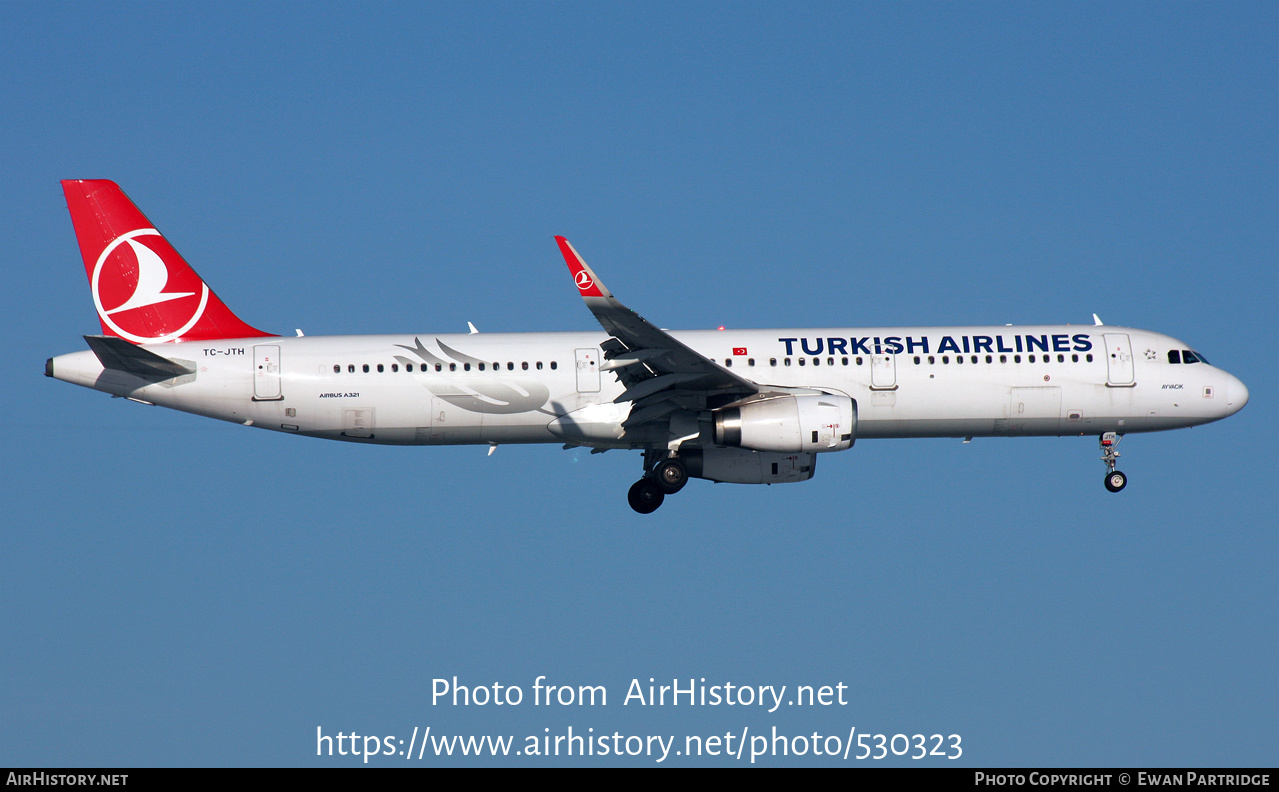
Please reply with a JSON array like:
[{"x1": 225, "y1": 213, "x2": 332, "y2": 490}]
[{"x1": 91, "y1": 229, "x2": 210, "y2": 343}]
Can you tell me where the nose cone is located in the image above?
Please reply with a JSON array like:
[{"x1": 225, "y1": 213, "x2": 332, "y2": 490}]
[{"x1": 1224, "y1": 372, "x2": 1249, "y2": 417}]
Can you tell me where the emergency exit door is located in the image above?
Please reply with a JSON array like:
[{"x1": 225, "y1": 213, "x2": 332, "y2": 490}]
[
  {"x1": 870, "y1": 354, "x2": 897, "y2": 390},
  {"x1": 576, "y1": 348, "x2": 600, "y2": 392}
]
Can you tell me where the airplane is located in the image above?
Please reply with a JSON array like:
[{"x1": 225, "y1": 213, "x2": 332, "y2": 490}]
[{"x1": 47, "y1": 180, "x2": 1249, "y2": 513}]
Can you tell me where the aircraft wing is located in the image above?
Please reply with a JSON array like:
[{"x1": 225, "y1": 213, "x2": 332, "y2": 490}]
[{"x1": 555, "y1": 237, "x2": 759, "y2": 428}]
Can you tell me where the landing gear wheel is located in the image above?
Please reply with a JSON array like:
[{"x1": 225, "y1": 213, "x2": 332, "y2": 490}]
[
  {"x1": 1099, "y1": 432, "x2": 1126, "y2": 493},
  {"x1": 652, "y1": 459, "x2": 688, "y2": 494},
  {"x1": 628, "y1": 479, "x2": 665, "y2": 514},
  {"x1": 1104, "y1": 470, "x2": 1127, "y2": 493}
]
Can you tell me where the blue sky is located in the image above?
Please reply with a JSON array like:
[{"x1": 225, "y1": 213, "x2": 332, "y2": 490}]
[{"x1": 2, "y1": 2, "x2": 1275, "y2": 766}]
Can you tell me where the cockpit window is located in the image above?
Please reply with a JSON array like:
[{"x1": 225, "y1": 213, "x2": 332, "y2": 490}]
[{"x1": 1168, "y1": 349, "x2": 1210, "y2": 365}]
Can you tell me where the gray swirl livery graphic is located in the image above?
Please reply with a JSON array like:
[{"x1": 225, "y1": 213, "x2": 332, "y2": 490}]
[{"x1": 394, "y1": 337, "x2": 554, "y2": 415}]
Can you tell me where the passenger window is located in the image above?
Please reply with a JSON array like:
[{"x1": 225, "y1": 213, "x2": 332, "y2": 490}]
[
  {"x1": 1071, "y1": 354, "x2": 1078, "y2": 362},
  {"x1": 999, "y1": 355, "x2": 1006, "y2": 363},
  {"x1": 827, "y1": 357, "x2": 834, "y2": 366},
  {"x1": 551, "y1": 362, "x2": 557, "y2": 370},
  {"x1": 348, "y1": 364, "x2": 355, "y2": 373},
  {"x1": 985, "y1": 355, "x2": 992, "y2": 363},
  {"x1": 770, "y1": 358, "x2": 777, "y2": 366},
  {"x1": 799, "y1": 358, "x2": 806, "y2": 366},
  {"x1": 537, "y1": 362, "x2": 543, "y2": 370},
  {"x1": 391, "y1": 364, "x2": 398, "y2": 372},
  {"x1": 508, "y1": 362, "x2": 515, "y2": 371},
  {"x1": 749, "y1": 358, "x2": 756, "y2": 366},
  {"x1": 1057, "y1": 354, "x2": 1064, "y2": 363},
  {"x1": 478, "y1": 363, "x2": 485, "y2": 371},
  {"x1": 856, "y1": 357, "x2": 864, "y2": 366},
  {"x1": 450, "y1": 363, "x2": 456, "y2": 372},
  {"x1": 724, "y1": 359, "x2": 732, "y2": 367},
  {"x1": 436, "y1": 364, "x2": 443, "y2": 372},
  {"x1": 464, "y1": 363, "x2": 471, "y2": 371},
  {"x1": 784, "y1": 358, "x2": 791, "y2": 366},
  {"x1": 522, "y1": 362, "x2": 529, "y2": 370},
  {"x1": 363, "y1": 364, "x2": 370, "y2": 373},
  {"x1": 377, "y1": 364, "x2": 384, "y2": 373},
  {"x1": 841, "y1": 357, "x2": 848, "y2": 365},
  {"x1": 333, "y1": 364, "x2": 340, "y2": 373},
  {"x1": 1014, "y1": 355, "x2": 1021, "y2": 363},
  {"x1": 913, "y1": 356, "x2": 921, "y2": 365},
  {"x1": 1086, "y1": 354, "x2": 1093, "y2": 362}
]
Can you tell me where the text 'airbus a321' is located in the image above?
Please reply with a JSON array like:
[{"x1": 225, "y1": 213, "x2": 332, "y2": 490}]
[{"x1": 47, "y1": 180, "x2": 1248, "y2": 513}]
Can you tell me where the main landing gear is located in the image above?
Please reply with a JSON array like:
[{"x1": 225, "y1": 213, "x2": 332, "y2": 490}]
[
  {"x1": 627, "y1": 450, "x2": 688, "y2": 514},
  {"x1": 1100, "y1": 432, "x2": 1127, "y2": 492}
]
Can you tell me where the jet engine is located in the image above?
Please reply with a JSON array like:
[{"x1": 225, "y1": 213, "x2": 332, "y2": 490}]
[
  {"x1": 712, "y1": 394, "x2": 855, "y2": 454},
  {"x1": 683, "y1": 447, "x2": 817, "y2": 484}
]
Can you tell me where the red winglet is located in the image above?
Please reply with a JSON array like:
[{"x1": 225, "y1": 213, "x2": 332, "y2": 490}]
[
  {"x1": 555, "y1": 236, "x2": 609, "y2": 299},
  {"x1": 62, "y1": 179, "x2": 274, "y2": 344}
]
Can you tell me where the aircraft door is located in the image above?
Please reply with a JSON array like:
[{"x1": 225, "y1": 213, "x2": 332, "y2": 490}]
[
  {"x1": 429, "y1": 396, "x2": 482, "y2": 443},
  {"x1": 575, "y1": 348, "x2": 600, "y2": 392},
  {"x1": 870, "y1": 354, "x2": 897, "y2": 390},
  {"x1": 1103, "y1": 333, "x2": 1135, "y2": 387},
  {"x1": 342, "y1": 408, "x2": 374, "y2": 438},
  {"x1": 253, "y1": 344, "x2": 282, "y2": 401},
  {"x1": 1009, "y1": 387, "x2": 1062, "y2": 435}
]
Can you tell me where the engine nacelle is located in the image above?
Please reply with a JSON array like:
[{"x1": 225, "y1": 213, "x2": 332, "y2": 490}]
[
  {"x1": 683, "y1": 447, "x2": 817, "y2": 485},
  {"x1": 713, "y1": 394, "x2": 855, "y2": 453}
]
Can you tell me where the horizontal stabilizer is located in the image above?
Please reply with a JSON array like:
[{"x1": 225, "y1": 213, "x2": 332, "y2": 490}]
[{"x1": 84, "y1": 335, "x2": 195, "y2": 380}]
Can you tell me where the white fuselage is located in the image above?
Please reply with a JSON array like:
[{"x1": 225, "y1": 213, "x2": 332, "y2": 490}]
[{"x1": 49, "y1": 325, "x2": 1248, "y2": 447}]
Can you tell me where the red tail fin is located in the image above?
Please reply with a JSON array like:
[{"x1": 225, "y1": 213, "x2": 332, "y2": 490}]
[{"x1": 62, "y1": 179, "x2": 274, "y2": 344}]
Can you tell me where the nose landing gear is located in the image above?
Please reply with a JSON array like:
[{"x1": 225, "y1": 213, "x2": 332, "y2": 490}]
[{"x1": 1100, "y1": 432, "x2": 1127, "y2": 492}]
